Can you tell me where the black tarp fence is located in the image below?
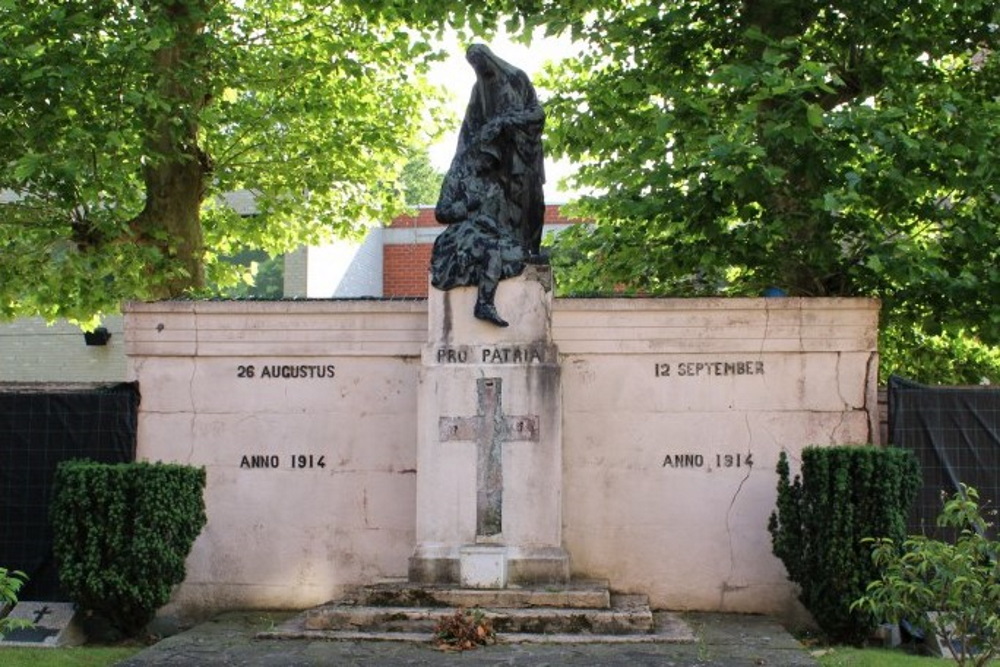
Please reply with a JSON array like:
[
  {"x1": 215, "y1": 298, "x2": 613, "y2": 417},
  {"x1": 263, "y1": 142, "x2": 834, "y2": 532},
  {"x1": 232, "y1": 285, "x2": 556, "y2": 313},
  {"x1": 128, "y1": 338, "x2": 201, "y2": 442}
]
[
  {"x1": 889, "y1": 375, "x2": 1000, "y2": 540},
  {"x1": 0, "y1": 382, "x2": 137, "y2": 600}
]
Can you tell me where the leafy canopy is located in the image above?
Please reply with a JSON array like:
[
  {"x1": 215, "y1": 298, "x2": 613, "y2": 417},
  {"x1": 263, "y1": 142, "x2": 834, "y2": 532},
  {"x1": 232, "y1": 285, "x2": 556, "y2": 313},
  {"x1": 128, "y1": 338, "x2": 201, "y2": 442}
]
[
  {"x1": 522, "y1": 1, "x2": 1000, "y2": 344},
  {"x1": 0, "y1": 0, "x2": 495, "y2": 324}
]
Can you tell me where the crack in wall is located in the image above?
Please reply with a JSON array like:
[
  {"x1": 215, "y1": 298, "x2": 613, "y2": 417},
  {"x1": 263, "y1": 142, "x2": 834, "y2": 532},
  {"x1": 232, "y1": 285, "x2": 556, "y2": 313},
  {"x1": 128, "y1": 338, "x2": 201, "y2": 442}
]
[
  {"x1": 720, "y1": 462, "x2": 754, "y2": 608},
  {"x1": 184, "y1": 413, "x2": 196, "y2": 464},
  {"x1": 829, "y1": 410, "x2": 849, "y2": 444},
  {"x1": 719, "y1": 413, "x2": 756, "y2": 608},
  {"x1": 864, "y1": 350, "x2": 878, "y2": 444},
  {"x1": 187, "y1": 310, "x2": 200, "y2": 464},
  {"x1": 759, "y1": 300, "x2": 772, "y2": 358},
  {"x1": 834, "y1": 352, "x2": 849, "y2": 408}
]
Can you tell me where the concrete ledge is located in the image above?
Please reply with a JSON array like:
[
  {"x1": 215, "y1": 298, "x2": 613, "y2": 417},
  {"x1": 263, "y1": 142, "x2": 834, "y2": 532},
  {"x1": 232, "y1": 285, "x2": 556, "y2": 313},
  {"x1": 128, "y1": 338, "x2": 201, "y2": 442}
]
[
  {"x1": 360, "y1": 580, "x2": 611, "y2": 609},
  {"x1": 267, "y1": 608, "x2": 694, "y2": 644},
  {"x1": 302, "y1": 599, "x2": 655, "y2": 635}
]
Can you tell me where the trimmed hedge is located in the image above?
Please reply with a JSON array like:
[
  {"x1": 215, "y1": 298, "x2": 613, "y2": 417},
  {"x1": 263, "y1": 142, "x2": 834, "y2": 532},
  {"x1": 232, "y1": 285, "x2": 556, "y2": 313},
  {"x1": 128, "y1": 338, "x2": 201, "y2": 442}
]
[
  {"x1": 767, "y1": 445, "x2": 920, "y2": 643},
  {"x1": 51, "y1": 461, "x2": 207, "y2": 637}
]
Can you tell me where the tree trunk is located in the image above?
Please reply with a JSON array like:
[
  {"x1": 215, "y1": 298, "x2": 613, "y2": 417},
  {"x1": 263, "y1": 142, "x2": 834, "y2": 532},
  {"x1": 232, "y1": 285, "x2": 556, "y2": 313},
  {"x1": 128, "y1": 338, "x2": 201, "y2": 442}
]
[{"x1": 131, "y1": 0, "x2": 211, "y2": 298}]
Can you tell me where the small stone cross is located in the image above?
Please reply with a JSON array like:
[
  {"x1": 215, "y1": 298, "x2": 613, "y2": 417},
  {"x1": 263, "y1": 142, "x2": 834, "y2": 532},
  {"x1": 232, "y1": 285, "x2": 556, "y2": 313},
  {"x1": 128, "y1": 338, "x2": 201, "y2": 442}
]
[
  {"x1": 32, "y1": 605, "x2": 52, "y2": 624},
  {"x1": 440, "y1": 377, "x2": 539, "y2": 537}
]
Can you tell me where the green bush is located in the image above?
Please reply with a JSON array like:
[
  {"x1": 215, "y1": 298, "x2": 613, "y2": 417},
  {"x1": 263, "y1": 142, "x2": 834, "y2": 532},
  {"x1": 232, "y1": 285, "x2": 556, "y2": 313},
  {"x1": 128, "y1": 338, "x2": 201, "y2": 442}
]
[
  {"x1": 854, "y1": 485, "x2": 1000, "y2": 667},
  {"x1": 768, "y1": 446, "x2": 920, "y2": 643},
  {"x1": 51, "y1": 461, "x2": 207, "y2": 637}
]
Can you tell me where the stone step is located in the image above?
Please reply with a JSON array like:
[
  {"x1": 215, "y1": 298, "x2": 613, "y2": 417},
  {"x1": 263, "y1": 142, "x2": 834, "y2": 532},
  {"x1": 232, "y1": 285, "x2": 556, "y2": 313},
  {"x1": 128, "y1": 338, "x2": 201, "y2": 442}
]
[
  {"x1": 302, "y1": 594, "x2": 654, "y2": 636},
  {"x1": 259, "y1": 610, "x2": 697, "y2": 645},
  {"x1": 357, "y1": 579, "x2": 613, "y2": 610}
]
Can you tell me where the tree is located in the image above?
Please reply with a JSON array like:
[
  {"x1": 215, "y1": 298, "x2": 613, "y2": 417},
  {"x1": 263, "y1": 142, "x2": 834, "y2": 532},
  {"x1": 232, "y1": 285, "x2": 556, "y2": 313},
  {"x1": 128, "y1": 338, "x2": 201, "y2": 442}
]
[
  {"x1": 400, "y1": 147, "x2": 445, "y2": 207},
  {"x1": 518, "y1": 1, "x2": 1000, "y2": 343},
  {"x1": 213, "y1": 248, "x2": 284, "y2": 299},
  {"x1": 0, "y1": 1, "x2": 499, "y2": 323}
]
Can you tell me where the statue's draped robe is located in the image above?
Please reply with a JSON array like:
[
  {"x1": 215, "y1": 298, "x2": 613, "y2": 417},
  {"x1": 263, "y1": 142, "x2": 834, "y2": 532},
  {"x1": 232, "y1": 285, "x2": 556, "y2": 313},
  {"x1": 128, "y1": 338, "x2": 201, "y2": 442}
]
[
  {"x1": 430, "y1": 166, "x2": 525, "y2": 292},
  {"x1": 450, "y1": 46, "x2": 546, "y2": 256},
  {"x1": 430, "y1": 45, "x2": 545, "y2": 296}
]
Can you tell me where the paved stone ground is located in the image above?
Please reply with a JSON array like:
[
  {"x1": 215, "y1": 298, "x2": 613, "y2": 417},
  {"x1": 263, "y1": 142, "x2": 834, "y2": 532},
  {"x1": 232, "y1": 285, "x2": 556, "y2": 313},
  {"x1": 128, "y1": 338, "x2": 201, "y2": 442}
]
[{"x1": 118, "y1": 611, "x2": 818, "y2": 666}]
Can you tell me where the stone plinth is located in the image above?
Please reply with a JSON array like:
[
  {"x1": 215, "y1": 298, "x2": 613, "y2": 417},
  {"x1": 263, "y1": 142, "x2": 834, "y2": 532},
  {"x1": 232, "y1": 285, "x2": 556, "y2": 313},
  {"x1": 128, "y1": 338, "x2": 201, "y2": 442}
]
[{"x1": 410, "y1": 266, "x2": 568, "y2": 585}]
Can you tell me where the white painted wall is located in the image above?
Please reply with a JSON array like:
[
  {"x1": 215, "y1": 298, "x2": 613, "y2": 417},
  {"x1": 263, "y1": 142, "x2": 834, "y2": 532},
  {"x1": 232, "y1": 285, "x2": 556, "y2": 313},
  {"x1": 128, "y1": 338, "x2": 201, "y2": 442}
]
[
  {"x1": 553, "y1": 298, "x2": 877, "y2": 620},
  {"x1": 123, "y1": 295, "x2": 879, "y2": 623}
]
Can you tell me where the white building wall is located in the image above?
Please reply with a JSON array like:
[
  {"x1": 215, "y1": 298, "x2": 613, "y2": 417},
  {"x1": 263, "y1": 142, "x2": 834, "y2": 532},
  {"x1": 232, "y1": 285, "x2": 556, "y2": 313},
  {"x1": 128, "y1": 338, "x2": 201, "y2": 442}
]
[
  {"x1": 283, "y1": 231, "x2": 385, "y2": 299},
  {"x1": 0, "y1": 316, "x2": 126, "y2": 383},
  {"x1": 306, "y1": 229, "x2": 384, "y2": 298}
]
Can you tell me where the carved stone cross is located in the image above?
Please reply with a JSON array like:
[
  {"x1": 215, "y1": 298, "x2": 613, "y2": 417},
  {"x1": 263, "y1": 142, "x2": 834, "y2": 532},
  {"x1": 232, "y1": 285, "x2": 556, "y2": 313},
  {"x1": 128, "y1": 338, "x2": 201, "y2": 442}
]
[
  {"x1": 32, "y1": 605, "x2": 52, "y2": 624},
  {"x1": 439, "y1": 377, "x2": 539, "y2": 537}
]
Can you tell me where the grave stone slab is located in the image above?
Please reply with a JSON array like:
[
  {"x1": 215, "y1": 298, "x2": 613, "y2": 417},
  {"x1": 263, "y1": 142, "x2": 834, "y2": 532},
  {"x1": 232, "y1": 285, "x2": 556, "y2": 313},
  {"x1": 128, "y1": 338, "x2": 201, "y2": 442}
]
[{"x1": 0, "y1": 601, "x2": 84, "y2": 648}]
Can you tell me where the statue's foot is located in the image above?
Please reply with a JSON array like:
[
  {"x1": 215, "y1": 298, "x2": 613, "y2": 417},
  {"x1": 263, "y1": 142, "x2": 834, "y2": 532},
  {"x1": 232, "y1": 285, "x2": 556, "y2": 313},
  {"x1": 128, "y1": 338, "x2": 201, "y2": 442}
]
[{"x1": 474, "y1": 302, "x2": 509, "y2": 327}]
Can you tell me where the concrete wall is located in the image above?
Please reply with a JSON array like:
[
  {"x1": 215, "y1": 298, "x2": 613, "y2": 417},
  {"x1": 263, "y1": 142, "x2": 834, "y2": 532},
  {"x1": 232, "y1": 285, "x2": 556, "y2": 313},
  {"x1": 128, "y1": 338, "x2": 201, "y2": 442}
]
[
  {"x1": 0, "y1": 316, "x2": 125, "y2": 383},
  {"x1": 126, "y1": 300, "x2": 424, "y2": 613},
  {"x1": 124, "y1": 296, "x2": 879, "y2": 622},
  {"x1": 554, "y1": 298, "x2": 878, "y2": 619}
]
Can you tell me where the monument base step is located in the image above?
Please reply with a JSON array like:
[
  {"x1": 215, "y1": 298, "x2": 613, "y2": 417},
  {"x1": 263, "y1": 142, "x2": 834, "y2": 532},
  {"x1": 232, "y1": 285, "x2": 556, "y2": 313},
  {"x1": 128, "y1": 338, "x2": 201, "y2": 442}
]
[
  {"x1": 259, "y1": 610, "x2": 696, "y2": 645},
  {"x1": 258, "y1": 581, "x2": 697, "y2": 644},
  {"x1": 357, "y1": 578, "x2": 612, "y2": 609},
  {"x1": 302, "y1": 595, "x2": 652, "y2": 635}
]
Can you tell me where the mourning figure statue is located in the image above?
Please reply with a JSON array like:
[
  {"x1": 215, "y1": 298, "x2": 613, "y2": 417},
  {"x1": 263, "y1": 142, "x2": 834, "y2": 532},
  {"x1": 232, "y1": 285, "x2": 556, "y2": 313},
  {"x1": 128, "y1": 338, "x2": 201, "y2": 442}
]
[{"x1": 430, "y1": 44, "x2": 546, "y2": 327}]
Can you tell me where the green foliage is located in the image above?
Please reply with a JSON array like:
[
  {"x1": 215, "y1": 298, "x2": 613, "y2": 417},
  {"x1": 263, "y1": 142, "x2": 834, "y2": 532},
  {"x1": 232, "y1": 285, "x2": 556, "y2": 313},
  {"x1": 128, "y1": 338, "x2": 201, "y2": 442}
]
[
  {"x1": 0, "y1": 0, "x2": 483, "y2": 321},
  {"x1": 212, "y1": 249, "x2": 284, "y2": 299},
  {"x1": 768, "y1": 446, "x2": 921, "y2": 644},
  {"x1": 400, "y1": 148, "x2": 445, "y2": 207},
  {"x1": 0, "y1": 567, "x2": 32, "y2": 637},
  {"x1": 880, "y1": 324, "x2": 1000, "y2": 386},
  {"x1": 854, "y1": 485, "x2": 1000, "y2": 667},
  {"x1": 51, "y1": 461, "x2": 207, "y2": 638},
  {"x1": 525, "y1": 1, "x2": 1000, "y2": 344}
]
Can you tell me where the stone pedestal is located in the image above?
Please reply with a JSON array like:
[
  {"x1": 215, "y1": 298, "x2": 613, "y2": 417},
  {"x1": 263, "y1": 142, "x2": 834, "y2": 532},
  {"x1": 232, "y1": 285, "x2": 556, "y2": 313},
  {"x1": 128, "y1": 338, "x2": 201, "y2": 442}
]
[{"x1": 410, "y1": 265, "x2": 568, "y2": 585}]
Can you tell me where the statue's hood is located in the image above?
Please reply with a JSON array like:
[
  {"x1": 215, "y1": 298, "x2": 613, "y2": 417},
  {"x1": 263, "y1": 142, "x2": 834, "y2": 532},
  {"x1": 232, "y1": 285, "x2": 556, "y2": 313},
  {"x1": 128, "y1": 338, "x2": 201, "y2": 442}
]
[
  {"x1": 465, "y1": 43, "x2": 531, "y2": 122},
  {"x1": 466, "y1": 44, "x2": 522, "y2": 82}
]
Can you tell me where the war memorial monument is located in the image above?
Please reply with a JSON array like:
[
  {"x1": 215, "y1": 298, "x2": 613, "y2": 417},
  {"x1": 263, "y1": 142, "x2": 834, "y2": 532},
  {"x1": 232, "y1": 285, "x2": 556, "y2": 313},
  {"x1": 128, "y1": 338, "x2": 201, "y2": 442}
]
[{"x1": 123, "y1": 46, "x2": 879, "y2": 637}]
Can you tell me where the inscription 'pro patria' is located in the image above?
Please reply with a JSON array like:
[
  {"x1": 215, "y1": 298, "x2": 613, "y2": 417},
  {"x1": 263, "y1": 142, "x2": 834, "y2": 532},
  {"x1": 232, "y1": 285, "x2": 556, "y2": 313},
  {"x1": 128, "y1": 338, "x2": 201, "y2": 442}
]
[{"x1": 436, "y1": 346, "x2": 547, "y2": 365}]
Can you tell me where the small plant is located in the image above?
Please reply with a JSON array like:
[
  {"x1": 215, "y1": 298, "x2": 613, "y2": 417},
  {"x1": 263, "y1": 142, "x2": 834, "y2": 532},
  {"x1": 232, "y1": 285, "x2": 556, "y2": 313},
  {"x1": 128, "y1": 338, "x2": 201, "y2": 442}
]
[
  {"x1": 0, "y1": 567, "x2": 33, "y2": 637},
  {"x1": 854, "y1": 485, "x2": 1000, "y2": 667},
  {"x1": 433, "y1": 608, "x2": 496, "y2": 651},
  {"x1": 51, "y1": 460, "x2": 207, "y2": 638}
]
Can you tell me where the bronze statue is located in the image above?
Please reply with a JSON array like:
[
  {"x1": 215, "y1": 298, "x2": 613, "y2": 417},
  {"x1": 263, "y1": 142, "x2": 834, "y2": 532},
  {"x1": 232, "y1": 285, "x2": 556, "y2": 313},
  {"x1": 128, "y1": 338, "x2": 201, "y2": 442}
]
[{"x1": 430, "y1": 44, "x2": 546, "y2": 327}]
